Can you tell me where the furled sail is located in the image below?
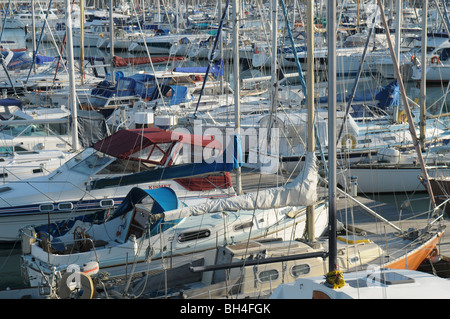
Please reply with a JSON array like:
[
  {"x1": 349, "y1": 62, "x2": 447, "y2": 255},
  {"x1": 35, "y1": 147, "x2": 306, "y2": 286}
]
[{"x1": 163, "y1": 152, "x2": 318, "y2": 221}]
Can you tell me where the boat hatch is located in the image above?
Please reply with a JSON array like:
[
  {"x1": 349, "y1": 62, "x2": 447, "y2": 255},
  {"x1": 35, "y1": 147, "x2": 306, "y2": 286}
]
[{"x1": 369, "y1": 271, "x2": 415, "y2": 285}]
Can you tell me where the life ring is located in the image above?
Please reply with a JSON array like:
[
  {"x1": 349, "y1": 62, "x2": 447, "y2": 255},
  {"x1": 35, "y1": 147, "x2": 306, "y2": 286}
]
[
  {"x1": 99, "y1": 33, "x2": 103, "y2": 38},
  {"x1": 431, "y1": 56, "x2": 440, "y2": 64},
  {"x1": 58, "y1": 271, "x2": 95, "y2": 299},
  {"x1": 341, "y1": 134, "x2": 357, "y2": 149},
  {"x1": 398, "y1": 110, "x2": 407, "y2": 123}
]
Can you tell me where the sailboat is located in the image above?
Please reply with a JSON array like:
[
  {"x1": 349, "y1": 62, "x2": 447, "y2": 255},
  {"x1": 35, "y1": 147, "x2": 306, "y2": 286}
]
[
  {"x1": 270, "y1": 0, "x2": 449, "y2": 300},
  {"x1": 336, "y1": 4, "x2": 450, "y2": 194},
  {"x1": 20, "y1": 151, "x2": 329, "y2": 290},
  {"x1": 0, "y1": 126, "x2": 239, "y2": 243},
  {"x1": 101, "y1": 0, "x2": 447, "y2": 300},
  {"x1": 18, "y1": 0, "x2": 329, "y2": 296}
]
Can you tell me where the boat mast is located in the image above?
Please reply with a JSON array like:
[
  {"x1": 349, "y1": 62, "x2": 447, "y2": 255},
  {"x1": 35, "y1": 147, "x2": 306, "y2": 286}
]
[
  {"x1": 327, "y1": 0, "x2": 338, "y2": 272},
  {"x1": 280, "y1": 0, "x2": 314, "y2": 240},
  {"x1": 420, "y1": 0, "x2": 428, "y2": 151},
  {"x1": 233, "y1": 0, "x2": 242, "y2": 195},
  {"x1": 270, "y1": 0, "x2": 278, "y2": 115},
  {"x1": 394, "y1": 0, "x2": 402, "y2": 64},
  {"x1": 109, "y1": 0, "x2": 115, "y2": 87},
  {"x1": 65, "y1": 0, "x2": 79, "y2": 151},
  {"x1": 80, "y1": 0, "x2": 85, "y2": 86},
  {"x1": 376, "y1": 0, "x2": 436, "y2": 208},
  {"x1": 32, "y1": 0, "x2": 36, "y2": 74},
  {"x1": 306, "y1": 0, "x2": 316, "y2": 241}
]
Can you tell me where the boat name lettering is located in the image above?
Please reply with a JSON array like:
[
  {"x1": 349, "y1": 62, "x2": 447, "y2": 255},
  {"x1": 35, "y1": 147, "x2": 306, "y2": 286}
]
[{"x1": 148, "y1": 184, "x2": 171, "y2": 189}]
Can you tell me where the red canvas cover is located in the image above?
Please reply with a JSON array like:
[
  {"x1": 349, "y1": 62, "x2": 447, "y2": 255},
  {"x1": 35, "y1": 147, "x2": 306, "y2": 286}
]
[
  {"x1": 175, "y1": 172, "x2": 233, "y2": 191},
  {"x1": 112, "y1": 55, "x2": 184, "y2": 67},
  {"x1": 93, "y1": 127, "x2": 221, "y2": 160}
]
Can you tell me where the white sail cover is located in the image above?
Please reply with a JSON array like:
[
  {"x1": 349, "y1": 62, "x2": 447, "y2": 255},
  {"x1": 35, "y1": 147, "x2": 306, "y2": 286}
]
[{"x1": 163, "y1": 152, "x2": 318, "y2": 221}]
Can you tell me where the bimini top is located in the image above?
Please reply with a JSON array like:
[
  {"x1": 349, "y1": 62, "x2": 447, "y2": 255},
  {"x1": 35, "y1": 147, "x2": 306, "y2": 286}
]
[{"x1": 93, "y1": 127, "x2": 221, "y2": 161}]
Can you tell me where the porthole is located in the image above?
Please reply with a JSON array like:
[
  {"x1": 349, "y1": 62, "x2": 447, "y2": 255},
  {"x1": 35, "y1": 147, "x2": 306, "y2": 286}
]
[
  {"x1": 100, "y1": 199, "x2": 114, "y2": 208},
  {"x1": 349, "y1": 256, "x2": 360, "y2": 264},
  {"x1": 258, "y1": 269, "x2": 279, "y2": 282},
  {"x1": 291, "y1": 264, "x2": 311, "y2": 277},
  {"x1": 39, "y1": 204, "x2": 55, "y2": 212},
  {"x1": 58, "y1": 202, "x2": 73, "y2": 211}
]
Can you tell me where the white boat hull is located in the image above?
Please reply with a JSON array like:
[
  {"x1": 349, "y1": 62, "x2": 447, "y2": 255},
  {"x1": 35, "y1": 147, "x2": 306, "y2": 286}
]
[
  {"x1": 337, "y1": 165, "x2": 450, "y2": 193},
  {"x1": 21, "y1": 202, "x2": 329, "y2": 287}
]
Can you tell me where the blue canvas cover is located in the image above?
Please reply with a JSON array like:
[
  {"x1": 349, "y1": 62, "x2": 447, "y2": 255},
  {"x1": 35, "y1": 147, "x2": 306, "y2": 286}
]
[
  {"x1": 317, "y1": 80, "x2": 399, "y2": 109},
  {"x1": 0, "y1": 98, "x2": 23, "y2": 109},
  {"x1": 375, "y1": 80, "x2": 399, "y2": 109},
  {"x1": 173, "y1": 59, "x2": 224, "y2": 77},
  {"x1": 109, "y1": 186, "x2": 181, "y2": 236},
  {"x1": 35, "y1": 54, "x2": 55, "y2": 65},
  {"x1": 109, "y1": 186, "x2": 179, "y2": 221},
  {"x1": 168, "y1": 85, "x2": 192, "y2": 105},
  {"x1": 132, "y1": 74, "x2": 157, "y2": 99}
]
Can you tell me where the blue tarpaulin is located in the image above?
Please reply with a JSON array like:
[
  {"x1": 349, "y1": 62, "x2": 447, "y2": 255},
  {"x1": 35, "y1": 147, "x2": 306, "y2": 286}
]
[
  {"x1": 317, "y1": 80, "x2": 399, "y2": 109},
  {"x1": 0, "y1": 98, "x2": 22, "y2": 109},
  {"x1": 173, "y1": 59, "x2": 224, "y2": 77}
]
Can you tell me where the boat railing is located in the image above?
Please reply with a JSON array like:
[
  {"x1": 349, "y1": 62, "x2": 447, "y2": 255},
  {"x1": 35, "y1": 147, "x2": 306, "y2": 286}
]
[
  {"x1": 25, "y1": 231, "x2": 100, "y2": 263},
  {"x1": 398, "y1": 195, "x2": 447, "y2": 228},
  {"x1": 0, "y1": 179, "x2": 99, "y2": 208}
]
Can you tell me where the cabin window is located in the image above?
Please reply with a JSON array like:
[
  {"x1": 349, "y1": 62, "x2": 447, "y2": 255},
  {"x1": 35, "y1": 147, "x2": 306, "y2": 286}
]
[
  {"x1": 291, "y1": 264, "x2": 311, "y2": 277},
  {"x1": 72, "y1": 152, "x2": 113, "y2": 174},
  {"x1": 358, "y1": 139, "x2": 372, "y2": 144},
  {"x1": 48, "y1": 122, "x2": 68, "y2": 135},
  {"x1": 441, "y1": 48, "x2": 450, "y2": 61},
  {"x1": 0, "y1": 146, "x2": 27, "y2": 154},
  {"x1": 234, "y1": 221, "x2": 254, "y2": 231},
  {"x1": 39, "y1": 204, "x2": 54, "y2": 212},
  {"x1": 129, "y1": 142, "x2": 173, "y2": 165},
  {"x1": 349, "y1": 256, "x2": 360, "y2": 264},
  {"x1": 0, "y1": 173, "x2": 8, "y2": 178},
  {"x1": 100, "y1": 199, "x2": 114, "y2": 208},
  {"x1": 58, "y1": 202, "x2": 73, "y2": 210},
  {"x1": 98, "y1": 158, "x2": 147, "y2": 174},
  {"x1": 0, "y1": 186, "x2": 11, "y2": 193},
  {"x1": 258, "y1": 269, "x2": 279, "y2": 282},
  {"x1": 177, "y1": 229, "x2": 211, "y2": 243},
  {"x1": 33, "y1": 168, "x2": 43, "y2": 174}
]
